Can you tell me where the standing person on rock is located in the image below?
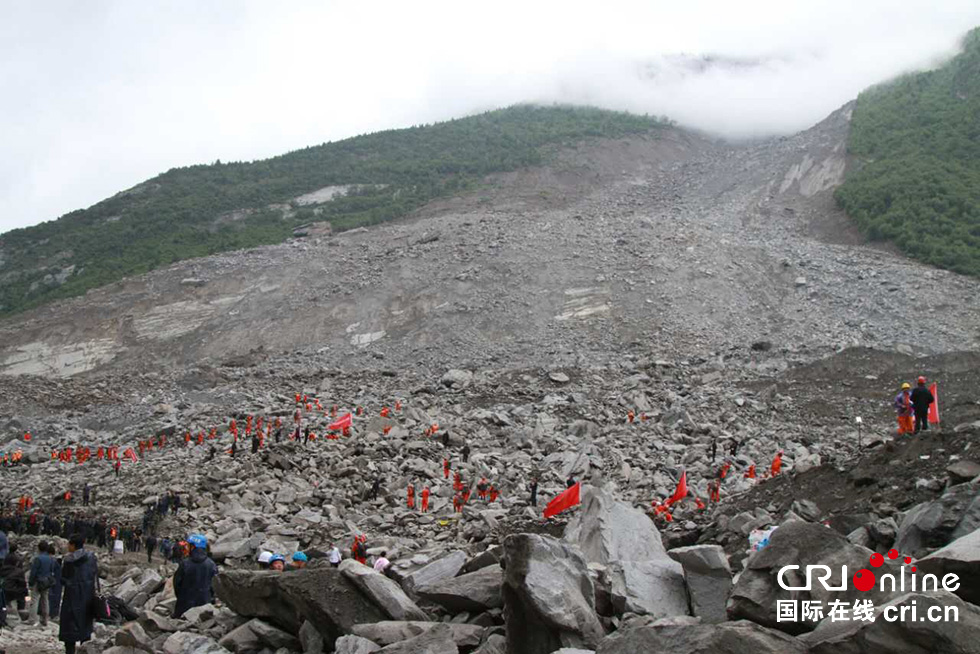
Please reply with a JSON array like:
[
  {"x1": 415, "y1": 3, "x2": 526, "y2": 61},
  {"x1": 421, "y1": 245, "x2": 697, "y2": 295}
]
[
  {"x1": 59, "y1": 534, "x2": 98, "y2": 654},
  {"x1": 251, "y1": 432, "x2": 261, "y2": 454},
  {"x1": 461, "y1": 443, "x2": 470, "y2": 463},
  {"x1": 327, "y1": 545, "x2": 342, "y2": 568},
  {"x1": 911, "y1": 376, "x2": 934, "y2": 433},
  {"x1": 528, "y1": 478, "x2": 538, "y2": 507},
  {"x1": 894, "y1": 383, "x2": 915, "y2": 435},
  {"x1": 172, "y1": 534, "x2": 218, "y2": 619},
  {"x1": 27, "y1": 541, "x2": 56, "y2": 626},
  {"x1": 2, "y1": 542, "x2": 28, "y2": 621},
  {"x1": 144, "y1": 534, "x2": 157, "y2": 564}
]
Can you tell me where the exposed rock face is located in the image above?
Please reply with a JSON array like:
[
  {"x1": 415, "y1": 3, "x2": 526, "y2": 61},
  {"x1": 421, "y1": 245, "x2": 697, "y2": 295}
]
[
  {"x1": 502, "y1": 534, "x2": 605, "y2": 654},
  {"x1": 565, "y1": 485, "x2": 688, "y2": 619},
  {"x1": 213, "y1": 568, "x2": 385, "y2": 649},
  {"x1": 339, "y1": 560, "x2": 428, "y2": 621},
  {"x1": 596, "y1": 620, "x2": 807, "y2": 654},
  {"x1": 916, "y1": 528, "x2": 980, "y2": 606},
  {"x1": 400, "y1": 551, "x2": 467, "y2": 597},
  {"x1": 350, "y1": 622, "x2": 483, "y2": 648},
  {"x1": 894, "y1": 481, "x2": 980, "y2": 557},
  {"x1": 668, "y1": 545, "x2": 733, "y2": 623},
  {"x1": 415, "y1": 564, "x2": 503, "y2": 613},
  {"x1": 801, "y1": 591, "x2": 980, "y2": 654},
  {"x1": 727, "y1": 521, "x2": 898, "y2": 635}
]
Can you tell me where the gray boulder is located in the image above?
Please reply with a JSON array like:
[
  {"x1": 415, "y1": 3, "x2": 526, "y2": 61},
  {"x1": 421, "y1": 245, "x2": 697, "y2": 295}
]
[
  {"x1": 351, "y1": 621, "x2": 483, "y2": 648},
  {"x1": 947, "y1": 460, "x2": 980, "y2": 485},
  {"x1": 894, "y1": 480, "x2": 980, "y2": 558},
  {"x1": 340, "y1": 560, "x2": 428, "y2": 621},
  {"x1": 727, "y1": 521, "x2": 898, "y2": 635},
  {"x1": 214, "y1": 568, "x2": 384, "y2": 649},
  {"x1": 565, "y1": 485, "x2": 688, "y2": 619},
  {"x1": 802, "y1": 591, "x2": 980, "y2": 653},
  {"x1": 376, "y1": 623, "x2": 459, "y2": 654},
  {"x1": 416, "y1": 564, "x2": 502, "y2": 613},
  {"x1": 916, "y1": 528, "x2": 980, "y2": 605},
  {"x1": 300, "y1": 620, "x2": 326, "y2": 654},
  {"x1": 668, "y1": 545, "x2": 733, "y2": 623},
  {"x1": 596, "y1": 619, "x2": 807, "y2": 654},
  {"x1": 335, "y1": 635, "x2": 381, "y2": 654},
  {"x1": 162, "y1": 632, "x2": 231, "y2": 654},
  {"x1": 564, "y1": 485, "x2": 669, "y2": 564},
  {"x1": 503, "y1": 534, "x2": 605, "y2": 654},
  {"x1": 400, "y1": 551, "x2": 467, "y2": 596}
]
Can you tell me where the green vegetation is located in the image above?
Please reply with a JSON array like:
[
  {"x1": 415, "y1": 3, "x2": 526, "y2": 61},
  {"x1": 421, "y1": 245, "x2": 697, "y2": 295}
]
[
  {"x1": 835, "y1": 27, "x2": 980, "y2": 276},
  {"x1": 0, "y1": 105, "x2": 670, "y2": 317}
]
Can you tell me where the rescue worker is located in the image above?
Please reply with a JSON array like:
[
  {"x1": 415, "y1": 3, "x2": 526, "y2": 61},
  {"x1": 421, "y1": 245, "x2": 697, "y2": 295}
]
[
  {"x1": 406, "y1": 484, "x2": 415, "y2": 509},
  {"x1": 268, "y1": 554, "x2": 286, "y2": 572},
  {"x1": 894, "y1": 383, "x2": 915, "y2": 435},
  {"x1": 172, "y1": 534, "x2": 218, "y2": 619},
  {"x1": 528, "y1": 478, "x2": 538, "y2": 507},
  {"x1": 770, "y1": 451, "x2": 783, "y2": 477},
  {"x1": 257, "y1": 551, "x2": 272, "y2": 570},
  {"x1": 911, "y1": 376, "x2": 934, "y2": 433},
  {"x1": 290, "y1": 552, "x2": 308, "y2": 570},
  {"x1": 421, "y1": 487, "x2": 430, "y2": 513}
]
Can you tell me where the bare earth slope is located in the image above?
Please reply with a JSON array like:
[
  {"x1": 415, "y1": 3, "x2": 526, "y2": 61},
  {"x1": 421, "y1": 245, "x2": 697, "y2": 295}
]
[{"x1": 1, "y1": 104, "x2": 978, "y2": 378}]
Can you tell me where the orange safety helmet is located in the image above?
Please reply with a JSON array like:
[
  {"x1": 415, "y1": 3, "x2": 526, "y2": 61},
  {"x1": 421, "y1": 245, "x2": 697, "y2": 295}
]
[{"x1": 917, "y1": 376, "x2": 926, "y2": 385}]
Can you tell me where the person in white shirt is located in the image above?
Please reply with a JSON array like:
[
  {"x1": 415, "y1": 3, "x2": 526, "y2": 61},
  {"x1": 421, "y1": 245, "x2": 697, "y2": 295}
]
[
  {"x1": 328, "y1": 545, "x2": 342, "y2": 568},
  {"x1": 373, "y1": 551, "x2": 390, "y2": 574}
]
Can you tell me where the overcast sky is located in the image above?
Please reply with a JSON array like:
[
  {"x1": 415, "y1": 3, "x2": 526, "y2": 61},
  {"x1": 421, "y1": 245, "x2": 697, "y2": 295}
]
[{"x1": 2, "y1": 1, "x2": 978, "y2": 234}]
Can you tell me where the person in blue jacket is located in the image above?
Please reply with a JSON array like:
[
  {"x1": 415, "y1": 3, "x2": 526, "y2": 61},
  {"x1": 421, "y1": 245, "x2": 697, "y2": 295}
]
[{"x1": 27, "y1": 541, "x2": 57, "y2": 626}]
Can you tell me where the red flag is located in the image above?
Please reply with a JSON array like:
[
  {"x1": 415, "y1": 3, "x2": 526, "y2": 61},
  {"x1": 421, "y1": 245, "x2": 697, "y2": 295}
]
[
  {"x1": 543, "y1": 482, "x2": 581, "y2": 519},
  {"x1": 665, "y1": 471, "x2": 688, "y2": 507},
  {"x1": 328, "y1": 413, "x2": 352, "y2": 431},
  {"x1": 928, "y1": 383, "x2": 940, "y2": 424}
]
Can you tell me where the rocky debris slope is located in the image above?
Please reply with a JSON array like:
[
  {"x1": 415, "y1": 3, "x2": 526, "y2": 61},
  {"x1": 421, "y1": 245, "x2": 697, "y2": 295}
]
[{"x1": 2, "y1": 105, "x2": 979, "y2": 380}]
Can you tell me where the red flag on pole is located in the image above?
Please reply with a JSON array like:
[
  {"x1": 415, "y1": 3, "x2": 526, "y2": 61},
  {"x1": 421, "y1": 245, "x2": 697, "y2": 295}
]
[
  {"x1": 543, "y1": 482, "x2": 581, "y2": 519},
  {"x1": 665, "y1": 471, "x2": 688, "y2": 507},
  {"x1": 928, "y1": 383, "x2": 940, "y2": 424},
  {"x1": 328, "y1": 413, "x2": 352, "y2": 431}
]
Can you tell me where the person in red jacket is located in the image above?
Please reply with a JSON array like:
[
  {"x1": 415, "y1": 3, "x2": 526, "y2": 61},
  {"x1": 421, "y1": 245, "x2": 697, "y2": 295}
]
[
  {"x1": 770, "y1": 451, "x2": 783, "y2": 477},
  {"x1": 421, "y1": 487, "x2": 430, "y2": 513},
  {"x1": 406, "y1": 484, "x2": 415, "y2": 509}
]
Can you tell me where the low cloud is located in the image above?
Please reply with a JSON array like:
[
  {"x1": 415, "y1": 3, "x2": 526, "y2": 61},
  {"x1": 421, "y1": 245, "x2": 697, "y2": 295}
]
[{"x1": 1, "y1": 0, "x2": 977, "y2": 232}]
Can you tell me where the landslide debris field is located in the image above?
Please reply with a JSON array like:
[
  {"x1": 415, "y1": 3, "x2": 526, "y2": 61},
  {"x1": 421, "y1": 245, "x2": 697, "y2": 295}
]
[{"x1": 0, "y1": 102, "x2": 979, "y2": 654}]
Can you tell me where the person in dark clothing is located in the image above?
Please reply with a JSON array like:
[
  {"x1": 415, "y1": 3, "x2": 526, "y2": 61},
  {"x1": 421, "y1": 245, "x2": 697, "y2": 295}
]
[
  {"x1": 528, "y1": 478, "x2": 538, "y2": 507},
  {"x1": 28, "y1": 541, "x2": 56, "y2": 626},
  {"x1": 171, "y1": 494, "x2": 181, "y2": 516},
  {"x1": 911, "y1": 376, "x2": 935, "y2": 433},
  {"x1": 82, "y1": 484, "x2": 90, "y2": 507},
  {"x1": 566, "y1": 476, "x2": 576, "y2": 489},
  {"x1": 145, "y1": 535, "x2": 157, "y2": 563},
  {"x1": 710, "y1": 439, "x2": 717, "y2": 463},
  {"x1": 172, "y1": 534, "x2": 218, "y2": 619},
  {"x1": 729, "y1": 439, "x2": 740, "y2": 457},
  {"x1": 231, "y1": 439, "x2": 237, "y2": 458},
  {"x1": 461, "y1": 443, "x2": 470, "y2": 463},
  {"x1": 275, "y1": 427, "x2": 282, "y2": 443},
  {"x1": 369, "y1": 477, "x2": 382, "y2": 501},
  {"x1": 2, "y1": 542, "x2": 28, "y2": 619},
  {"x1": 59, "y1": 534, "x2": 98, "y2": 654},
  {"x1": 251, "y1": 434, "x2": 261, "y2": 454},
  {"x1": 48, "y1": 547, "x2": 63, "y2": 619}
]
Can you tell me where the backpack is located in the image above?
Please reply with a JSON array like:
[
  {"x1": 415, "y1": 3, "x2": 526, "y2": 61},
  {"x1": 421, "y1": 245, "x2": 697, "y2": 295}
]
[{"x1": 37, "y1": 574, "x2": 55, "y2": 591}]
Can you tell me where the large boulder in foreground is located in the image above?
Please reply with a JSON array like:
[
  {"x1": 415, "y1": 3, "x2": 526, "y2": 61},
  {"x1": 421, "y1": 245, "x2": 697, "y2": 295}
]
[
  {"x1": 564, "y1": 485, "x2": 670, "y2": 564},
  {"x1": 214, "y1": 568, "x2": 384, "y2": 649},
  {"x1": 350, "y1": 621, "x2": 483, "y2": 648},
  {"x1": 339, "y1": 560, "x2": 428, "y2": 621},
  {"x1": 376, "y1": 623, "x2": 459, "y2": 654},
  {"x1": 400, "y1": 551, "x2": 467, "y2": 597},
  {"x1": 727, "y1": 521, "x2": 898, "y2": 635},
  {"x1": 894, "y1": 480, "x2": 980, "y2": 558},
  {"x1": 416, "y1": 564, "x2": 503, "y2": 613},
  {"x1": 503, "y1": 534, "x2": 605, "y2": 654},
  {"x1": 916, "y1": 528, "x2": 980, "y2": 605},
  {"x1": 595, "y1": 619, "x2": 807, "y2": 654},
  {"x1": 668, "y1": 545, "x2": 733, "y2": 624},
  {"x1": 564, "y1": 485, "x2": 688, "y2": 619},
  {"x1": 801, "y1": 591, "x2": 980, "y2": 653}
]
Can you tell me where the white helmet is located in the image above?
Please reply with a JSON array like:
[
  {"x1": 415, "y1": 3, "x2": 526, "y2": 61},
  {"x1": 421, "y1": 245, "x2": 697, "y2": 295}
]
[{"x1": 257, "y1": 551, "x2": 272, "y2": 564}]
